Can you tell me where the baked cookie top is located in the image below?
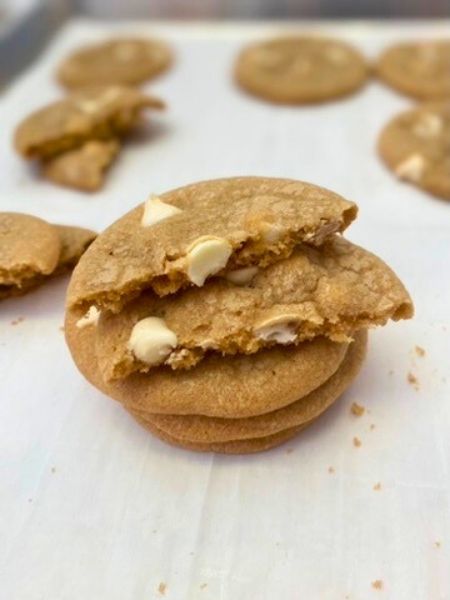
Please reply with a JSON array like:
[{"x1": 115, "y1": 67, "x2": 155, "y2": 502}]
[
  {"x1": 378, "y1": 102, "x2": 450, "y2": 200},
  {"x1": 0, "y1": 212, "x2": 61, "y2": 288},
  {"x1": 66, "y1": 177, "x2": 358, "y2": 311},
  {"x1": 14, "y1": 86, "x2": 164, "y2": 159},
  {"x1": 65, "y1": 304, "x2": 349, "y2": 418},
  {"x1": 43, "y1": 139, "x2": 120, "y2": 192},
  {"x1": 377, "y1": 40, "x2": 450, "y2": 100},
  {"x1": 57, "y1": 37, "x2": 172, "y2": 89},
  {"x1": 94, "y1": 236, "x2": 412, "y2": 379},
  {"x1": 235, "y1": 35, "x2": 368, "y2": 104}
]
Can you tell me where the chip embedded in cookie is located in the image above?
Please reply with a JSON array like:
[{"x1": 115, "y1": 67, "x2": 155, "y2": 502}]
[
  {"x1": 378, "y1": 102, "x2": 450, "y2": 200},
  {"x1": 377, "y1": 40, "x2": 450, "y2": 100},
  {"x1": 95, "y1": 236, "x2": 413, "y2": 379},
  {"x1": 57, "y1": 37, "x2": 173, "y2": 89},
  {"x1": 67, "y1": 177, "x2": 358, "y2": 312},
  {"x1": 234, "y1": 35, "x2": 368, "y2": 104},
  {"x1": 0, "y1": 212, "x2": 61, "y2": 298}
]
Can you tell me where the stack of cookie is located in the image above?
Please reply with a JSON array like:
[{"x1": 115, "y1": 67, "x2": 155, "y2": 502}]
[
  {"x1": 0, "y1": 212, "x2": 95, "y2": 300},
  {"x1": 14, "y1": 86, "x2": 164, "y2": 192},
  {"x1": 65, "y1": 177, "x2": 413, "y2": 454}
]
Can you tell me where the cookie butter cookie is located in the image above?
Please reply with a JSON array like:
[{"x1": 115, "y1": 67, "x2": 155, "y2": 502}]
[
  {"x1": 57, "y1": 38, "x2": 172, "y2": 90},
  {"x1": 0, "y1": 213, "x2": 95, "y2": 300},
  {"x1": 377, "y1": 40, "x2": 450, "y2": 100},
  {"x1": 67, "y1": 177, "x2": 357, "y2": 311},
  {"x1": 378, "y1": 102, "x2": 450, "y2": 200},
  {"x1": 235, "y1": 36, "x2": 368, "y2": 104},
  {"x1": 96, "y1": 237, "x2": 412, "y2": 378}
]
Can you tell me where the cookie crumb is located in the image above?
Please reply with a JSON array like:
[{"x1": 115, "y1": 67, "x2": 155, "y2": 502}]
[
  {"x1": 373, "y1": 482, "x2": 382, "y2": 491},
  {"x1": 351, "y1": 402, "x2": 365, "y2": 417},
  {"x1": 371, "y1": 580, "x2": 383, "y2": 590},
  {"x1": 51, "y1": 467, "x2": 56, "y2": 473},
  {"x1": 286, "y1": 448, "x2": 294, "y2": 454},
  {"x1": 328, "y1": 466, "x2": 335, "y2": 474},
  {"x1": 370, "y1": 423, "x2": 376, "y2": 430},
  {"x1": 434, "y1": 540, "x2": 441, "y2": 548},
  {"x1": 11, "y1": 317, "x2": 24, "y2": 326},
  {"x1": 59, "y1": 325, "x2": 65, "y2": 332},
  {"x1": 407, "y1": 372, "x2": 420, "y2": 390},
  {"x1": 200, "y1": 583, "x2": 208, "y2": 590},
  {"x1": 353, "y1": 436, "x2": 362, "y2": 448},
  {"x1": 28, "y1": 498, "x2": 32, "y2": 503},
  {"x1": 388, "y1": 370, "x2": 394, "y2": 376},
  {"x1": 158, "y1": 582, "x2": 167, "y2": 596},
  {"x1": 415, "y1": 345, "x2": 425, "y2": 357}
]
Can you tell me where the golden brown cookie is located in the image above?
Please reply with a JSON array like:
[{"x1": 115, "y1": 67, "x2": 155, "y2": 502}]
[
  {"x1": 14, "y1": 86, "x2": 164, "y2": 160},
  {"x1": 0, "y1": 212, "x2": 61, "y2": 298},
  {"x1": 57, "y1": 38, "x2": 172, "y2": 90},
  {"x1": 96, "y1": 237, "x2": 411, "y2": 378},
  {"x1": 53, "y1": 225, "x2": 97, "y2": 274},
  {"x1": 378, "y1": 102, "x2": 450, "y2": 200},
  {"x1": 43, "y1": 139, "x2": 120, "y2": 192},
  {"x1": 377, "y1": 40, "x2": 450, "y2": 100},
  {"x1": 130, "y1": 330, "x2": 368, "y2": 443},
  {"x1": 67, "y1": 177, "x2": 357, "y2": 312},
  {"x1": 65, "y1": 305, "x2": 349, "y2": 418},
  {"x1": 235, "y1": 36, "x2": 368, "y2": 104}
]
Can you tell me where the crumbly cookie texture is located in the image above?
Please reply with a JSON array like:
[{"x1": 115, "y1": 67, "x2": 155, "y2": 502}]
[
  {"x1": 96, "y1": 236, "x2": 412, "y2": 378},
  {"x1": 235, "y1": 36, "x2": 368, "y2": 104},
  {"x1": 378, "y1": 102, "x2": 450, "y2": 200},
  {"x1": 14, "y1": 86, "x2": 164, "y2": 160},
  {"x1": 57, "y1": 37, "x2": 172, "y2": 90},
  {"x1": 43, "y1": 139, "x2": 120, "y2": 192},
  {"x1": 0, "y1": 212, "x2": 61, "y2": 291},
  {"x1": 65, "y1": 305, "x2": 350, "y2": 418},
  {"x1": 0, "y1": 213, "x2": 95, "y2": 300},
  {"x1": 67, "y1": 177, "x2": 357, "y2": 312},
  {"x1": 377, "y1": 40, "x2": 450, "y2": 100}
]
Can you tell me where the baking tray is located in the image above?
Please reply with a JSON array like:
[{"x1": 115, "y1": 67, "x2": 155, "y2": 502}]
[{"x1": 1, "y1": 19, "x2": 449, "y2": 600}]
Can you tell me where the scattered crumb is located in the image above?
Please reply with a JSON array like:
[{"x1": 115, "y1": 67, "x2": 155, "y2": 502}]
[
  {"x1": 415, "y1": 345, "x2": 425, "y2": 357},
  {"x1": 351, "y1": 402, "x2": 365, "y2": 417},
  {"x1": 370, "y1": 424, "x2": 376, "y2": 431},
  {"x1": 59, "y1": 325, "x2": 65, "y2": 332},
  {"x1": 388, "y1": 370, "x2": 394, "y2": 376},
  {"x1": 371, "y1": 580, "x2": 383, "y2": 590},
  {"x1": 286, "y1": 448, "x2": 294, "y2": 454},
  {"x1": 435, "y1": 541, "x2": 441, "y2": 548},
  {"x1": 28, "y1": 498, "x2": 32, "y2": 503},
  {"x1": 200, "y1": 583, "x2": 208, "y2": 590},
  {"x1": 353, "y1": 437, "x2": 362, "y2": 448},
  {"x1": 373, "y1": 482, "x2": 382, "y2": 491},
  {"x1": 407, "y1": 372, "x2": 420, "y2": 390},
  {"x1": 11, "y1": 317, "x2": 24, "y2": 326},
  {"x1": 158, "y1": 582, "x2": 167, "y2": 596},
  {"x1": 328, "y1": 466, "x2": 335, "y2": 474},
  {"x1": 51, "y1": 467, "x2": 56, "y2": 473},
  {"x1": 152, "y1": 529, "x2": 157, "y2": 534}
]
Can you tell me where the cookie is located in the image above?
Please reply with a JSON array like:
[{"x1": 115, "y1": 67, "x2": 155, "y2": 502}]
[
  {"x1": 378, "y1": 102, "x2": 450, "y2": 200},
  {"x1": 96, "y1": 237, "x2": 411, "y2": 378},
  {"x1": 14, "y1": 86, "x2": 164, "y2": 160},
  {"x1": 130, "y1": 330, "x2": 367, "y2": 443},
  {"x1": 43, "y1": 139, "x2": 120, "y2": 192},
  {"x1": 65, "y1": 305, "x2": 349, "y2": 418},
  {"x1": 53, "y1": 225, "x2": 97, "y2": 274},
  {"x1": 67, "y1": 177, "x2": 357, "y2": 312},
  {"x1": 235, "y1": 36, "x2": 368, "y2": 104},
  {"x1": 57, "y1": 38, "x2": 172, "y2": 90},
  {"x1": 0, "y1": 212, "x2": 61, "y2": 297},
  {"x1": 131, "y1": 417, "x2": 306, "y2": 454},
  {"x1": 377, "y1": 40, "x2": 450, "y2": 100}
]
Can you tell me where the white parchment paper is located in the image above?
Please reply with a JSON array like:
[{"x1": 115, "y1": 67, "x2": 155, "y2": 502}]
[{"x1": 1, "y1": 20, "x2": 449, "y2": 600}]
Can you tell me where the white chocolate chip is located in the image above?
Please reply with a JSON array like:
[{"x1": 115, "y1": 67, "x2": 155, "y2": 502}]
[
  {"x1": 141, "y1": 194, "x2": 182, "y2": 227},
  {"x1": 225, "y1": 266, "x2": 259, "y2": 286},
  {"x1": 186, "y1": 236, "x2": 233, "y2": 287},
  {"x1": 260, "y1": 223, "x2": 283, "y2": 244},
  {"x1": 127, "y1": 317, "x2": 177, "y2": 366},
  {"x1": 253, "y1": 315, "x2": 299, "y2": 344},
  {"x1": 78, "y1": 87, "x2": 122, "y2": 114},
  {"x1": 76, "y1": 306, "x2": 100, "y2": 329},
  {"x1": 413, "y1": 113, "x2": 443, "y2": 138},
  {"x1": 395, "y1": 153, "x2": 426, "y2": 182}
]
